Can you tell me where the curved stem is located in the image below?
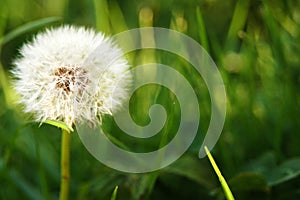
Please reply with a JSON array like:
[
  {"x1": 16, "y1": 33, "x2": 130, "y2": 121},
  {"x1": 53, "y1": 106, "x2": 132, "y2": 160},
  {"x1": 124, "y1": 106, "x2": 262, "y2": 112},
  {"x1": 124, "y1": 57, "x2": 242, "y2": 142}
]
[{"x1": 59, "y1": 129, "x2": 71, "y2": 200}]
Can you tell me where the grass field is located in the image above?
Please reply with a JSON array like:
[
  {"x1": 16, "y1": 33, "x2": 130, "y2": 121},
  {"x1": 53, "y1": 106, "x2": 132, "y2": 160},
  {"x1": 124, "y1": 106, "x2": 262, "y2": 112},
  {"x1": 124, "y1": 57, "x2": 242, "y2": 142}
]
[{"x1": 0, "y1": 0, "x2": 300, "y2": 199}]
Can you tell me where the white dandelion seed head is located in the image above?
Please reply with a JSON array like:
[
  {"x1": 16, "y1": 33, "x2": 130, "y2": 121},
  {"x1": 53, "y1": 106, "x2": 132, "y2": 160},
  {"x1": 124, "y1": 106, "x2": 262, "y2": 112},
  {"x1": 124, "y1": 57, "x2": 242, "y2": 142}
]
[{"x1": 12, "y1": 25, "x2": 131, "y2": 126}]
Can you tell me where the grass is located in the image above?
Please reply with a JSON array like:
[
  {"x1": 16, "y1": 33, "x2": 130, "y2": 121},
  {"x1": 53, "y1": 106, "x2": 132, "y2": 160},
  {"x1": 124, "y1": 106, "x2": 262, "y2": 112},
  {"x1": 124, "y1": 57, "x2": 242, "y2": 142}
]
[
  {"x1": 1, "y1": 0, "x2": 300, "y2": 199},
  {"x1": 205, "y1": 146, "x2": 235, "y2": 200}
]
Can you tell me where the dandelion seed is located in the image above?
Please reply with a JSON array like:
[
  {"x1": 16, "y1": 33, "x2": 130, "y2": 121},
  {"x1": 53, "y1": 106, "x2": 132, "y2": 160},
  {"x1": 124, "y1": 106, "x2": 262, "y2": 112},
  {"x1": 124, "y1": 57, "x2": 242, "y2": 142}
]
[{"x1": 12, "y1": 26, "x2": 131, "y2": 126}]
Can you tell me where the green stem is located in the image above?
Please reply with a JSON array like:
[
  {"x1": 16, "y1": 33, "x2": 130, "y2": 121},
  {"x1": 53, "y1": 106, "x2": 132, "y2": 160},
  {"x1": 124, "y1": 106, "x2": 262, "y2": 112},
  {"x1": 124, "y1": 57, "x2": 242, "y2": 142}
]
[{"x1": 59, "y1": 129, "x2": 71, "y2": 200}]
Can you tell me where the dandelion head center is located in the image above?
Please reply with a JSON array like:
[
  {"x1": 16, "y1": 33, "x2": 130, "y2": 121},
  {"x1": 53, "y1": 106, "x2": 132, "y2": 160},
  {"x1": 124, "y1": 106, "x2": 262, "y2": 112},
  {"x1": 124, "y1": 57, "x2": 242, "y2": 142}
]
[{"x1": 54, "y1": 66, "x2": 87, "y2": 94}]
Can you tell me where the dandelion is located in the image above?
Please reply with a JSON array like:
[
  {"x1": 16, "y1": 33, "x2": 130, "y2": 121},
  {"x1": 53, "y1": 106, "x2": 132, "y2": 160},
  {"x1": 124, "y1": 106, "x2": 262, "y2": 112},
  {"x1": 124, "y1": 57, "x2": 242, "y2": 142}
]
[
  {"x1": 12, "y1": 25, "x2": 131, "y2": 200},
  {"x1": 12, "y1": 25, "x2": 131, "y2": 127}
]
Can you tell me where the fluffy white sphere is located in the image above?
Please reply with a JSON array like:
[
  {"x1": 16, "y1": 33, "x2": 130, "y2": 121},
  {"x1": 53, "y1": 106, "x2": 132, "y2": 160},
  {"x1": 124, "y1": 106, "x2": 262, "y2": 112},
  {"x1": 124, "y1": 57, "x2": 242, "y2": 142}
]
[{"x1": 12, "y1": 26, "x2": 131, "y2": 126}]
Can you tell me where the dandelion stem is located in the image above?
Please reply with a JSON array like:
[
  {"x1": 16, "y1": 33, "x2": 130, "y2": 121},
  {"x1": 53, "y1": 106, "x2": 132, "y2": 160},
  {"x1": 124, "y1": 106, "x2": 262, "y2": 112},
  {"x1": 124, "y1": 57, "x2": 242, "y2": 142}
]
[{"x1": 59, "y1": 129, "x2": 71, "y2": 200}]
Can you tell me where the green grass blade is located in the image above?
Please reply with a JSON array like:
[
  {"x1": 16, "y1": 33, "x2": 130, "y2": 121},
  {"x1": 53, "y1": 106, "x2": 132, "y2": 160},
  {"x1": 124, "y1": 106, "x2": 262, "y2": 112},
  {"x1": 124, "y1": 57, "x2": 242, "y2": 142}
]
[
  {"x1": 110, "y1": 186, "x2": 118, "y2": 200},
  {"x1": 205, "y1": 146, "x2": 235, "y2": 200},
  {"x1": 0, "y1": 16, "x2": 61, "y2": 46},
  {"x1": 43, "y1": 119, "x2": 74, "y2": 133},
  {"x1": 196, "y1": 7, "x2": 209, "y2": 52},
  {"x1": 261, "y1": 0, "x2": 285, "y2": 67},
  {"x1": 9, "y1": 170, "x2": 43, "y2": 200},
  {"x1": 94, "y1": 0, "x2": 111, "y2": 34},
  {"x1": 0, "y1": 62, "x2": 15, "y2": 108},
  {"x1": 109, "y1": 0, "x2": 128, "y2": 33},
  {"x1": 226, "y1": 0, "x2": 250, "y2": 50}
]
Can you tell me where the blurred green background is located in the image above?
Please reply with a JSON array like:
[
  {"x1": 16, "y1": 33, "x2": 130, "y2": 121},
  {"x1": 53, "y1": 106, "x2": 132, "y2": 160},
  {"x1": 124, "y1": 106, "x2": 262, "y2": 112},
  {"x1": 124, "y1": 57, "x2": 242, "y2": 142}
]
[{"x1": 0, "y1": 0, "x2": 300, "y2": 199}]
